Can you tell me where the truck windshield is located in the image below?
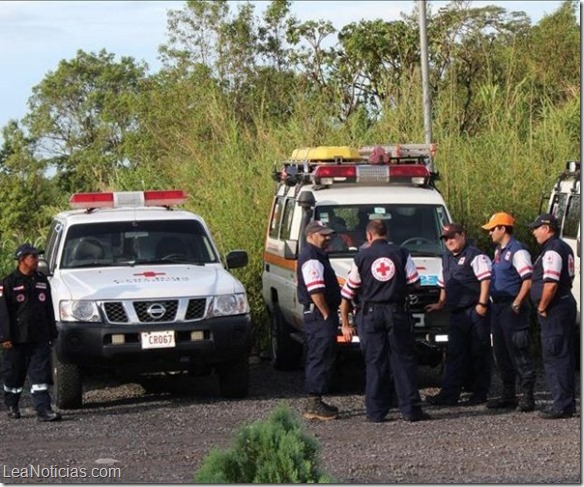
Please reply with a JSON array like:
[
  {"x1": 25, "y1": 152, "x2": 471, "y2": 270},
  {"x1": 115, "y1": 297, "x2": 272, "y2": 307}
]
[
  {"x1": 315, "y1": 204, "x2": 449, "y2": 256},
  {"x1": 60, "y1": 220, "x2": 219, "y2": 269}
]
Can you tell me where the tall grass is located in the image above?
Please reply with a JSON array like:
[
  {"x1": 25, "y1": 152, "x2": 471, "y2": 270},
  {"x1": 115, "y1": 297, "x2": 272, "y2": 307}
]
[
  {"x1": 62, "y1": 81, "x2": 583, "y2": 353},
  {"x1": 0, "y1": 79, "x2": 573, "y2": 353}
]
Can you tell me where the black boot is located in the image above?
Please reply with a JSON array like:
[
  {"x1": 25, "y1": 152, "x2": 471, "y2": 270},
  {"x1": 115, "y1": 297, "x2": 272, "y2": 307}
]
[
  {"x1": 4, "y1": 391, "x2": 21, "y2": 419},
  {"x1": 303, "y1": 396, "x2": 337, "y2": 420},
  {"x1": 319, "y1": 397, "x2": 339, "y2": 414},
  {"x1": 37, "y1": 408, "x2": 62, "y2": 422},
  {"x1": 486, "y1": 384, "x2": 517, "y2": 409},
  {"x1": 32, "y1": 389, "x2": 61, "y2": 422},
  {"x1": 517, "y1": 386, "x2": 535, "y2": 412}
]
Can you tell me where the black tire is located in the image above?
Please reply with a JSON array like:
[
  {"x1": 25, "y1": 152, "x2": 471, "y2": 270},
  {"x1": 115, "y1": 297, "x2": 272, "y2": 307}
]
[
  {"x1": 52, "y1": 350, "x2": 83, "y2": 409},
  {"x1": 271, "y1": 306, "x2": 303, "y2": 371},
  {"x1": 217, "y1": 358, "x2": 249, "y2": 398}
]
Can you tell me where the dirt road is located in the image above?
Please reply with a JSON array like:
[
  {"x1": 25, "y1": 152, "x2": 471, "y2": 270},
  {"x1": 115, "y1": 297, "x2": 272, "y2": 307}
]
[{"x1": 0, "y1": 358, "x2": 580, "y2": 483}]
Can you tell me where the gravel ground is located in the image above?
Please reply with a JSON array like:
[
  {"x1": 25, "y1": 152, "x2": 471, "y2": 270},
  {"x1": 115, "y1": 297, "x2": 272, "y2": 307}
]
[{"x1": 0, "y1": 356, "x2": 580, "y2": 484}]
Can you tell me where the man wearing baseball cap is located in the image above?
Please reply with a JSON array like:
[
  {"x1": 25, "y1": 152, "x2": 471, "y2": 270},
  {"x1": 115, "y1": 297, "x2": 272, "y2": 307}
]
[
  {"x1": 425, "y1": 223, "x2": 493, "y2": 406},
  {"x1": 481, "y1": 212, "x2": 536, "y2": 412},
  {"x1": 297, "y1": 221, "x2": 341, "y2": 420},
  {"x1": 0, "y1": 243, "x2": 61, "y2": 421},
  {"x1": 528, "y1": 213, "x2": 577, "y2": 419}
]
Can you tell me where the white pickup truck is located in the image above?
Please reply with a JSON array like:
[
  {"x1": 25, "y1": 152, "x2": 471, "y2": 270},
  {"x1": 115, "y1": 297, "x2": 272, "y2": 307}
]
[{"x1": 39, "y1": 190, "x2": 251, "y2": 408}]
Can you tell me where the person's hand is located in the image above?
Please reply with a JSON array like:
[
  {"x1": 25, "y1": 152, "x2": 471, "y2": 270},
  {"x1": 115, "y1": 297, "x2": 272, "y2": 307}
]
[
  {"x1": 475, "y1": 304, "x2": 488, "y2": 317},
  {"x1": 425, "y1": 302, "x2": 444, "y2": 313},
  {"x1": 341, "y1": 324, "x2": 354, "y2": 343},
  {"x1": 1, "y1": 340, "x2": 13, "y2": 349}
]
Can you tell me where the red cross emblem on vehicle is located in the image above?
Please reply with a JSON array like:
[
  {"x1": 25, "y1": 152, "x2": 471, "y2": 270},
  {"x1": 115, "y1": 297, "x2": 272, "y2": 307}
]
[
  {"x1": 371, "y1": 257, "x2": 395, "y2": 282},
  {"x1": 134, "y1": 271, "x2": 166, "y2": 278}
]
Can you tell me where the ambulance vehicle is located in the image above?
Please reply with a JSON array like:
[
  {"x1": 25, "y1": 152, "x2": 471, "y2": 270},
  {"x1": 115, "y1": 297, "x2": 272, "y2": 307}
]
[
  {"x1": 39, "y1": 190, "x2": 251, "y2": 408},
  {"x1": 262, "y1": 145, "x2": 452, "y2": 370}
]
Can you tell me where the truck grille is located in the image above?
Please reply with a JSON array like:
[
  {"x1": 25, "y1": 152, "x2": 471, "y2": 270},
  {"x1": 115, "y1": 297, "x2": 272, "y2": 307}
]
[
  {"x1": 185, "y1": 299, "x2": 207, "y2": 320},
  {"x1": 134, "y1": 300, "x2": 178, "y2": 322},
  {"x1": 101, "y1": 298, "x2": 209, "y2": 324},
  {"x1": 104, "y1": 302, "x2": 128, "y2": 323},
  {"x1": 407, "y1": 287, "x2": 441, "y2": 314}
]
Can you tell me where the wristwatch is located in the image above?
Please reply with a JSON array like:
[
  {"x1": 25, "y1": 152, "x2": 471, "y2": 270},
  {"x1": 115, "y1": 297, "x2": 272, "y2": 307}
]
[
  {"x1": 511, "y1": 303, "x2": 520, "y2": 311},
  {"x1": 477, "y1": 302, "x2": 488, "y2": 308}
]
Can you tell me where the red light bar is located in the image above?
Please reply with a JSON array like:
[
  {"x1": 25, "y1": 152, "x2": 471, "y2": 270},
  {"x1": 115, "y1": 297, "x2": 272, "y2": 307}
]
[
  {"x1": 313, "y1": 164, "x2": 430, "y2": 185},
  {"x1": 388, "y1": 165, "x2": 430, "y2": 178},
  {"x1": 144, "y1": 190, "x2": 187, "y2": 206},
  {"x1": 69, "y1": 192, "x2": 114, "y2": 209},
  {"x1": 313, "y1": 166, "x2": 357, "y2": 183},
  {"x1": 69, "y1": 190, "x2": 187, "y2": 209}
]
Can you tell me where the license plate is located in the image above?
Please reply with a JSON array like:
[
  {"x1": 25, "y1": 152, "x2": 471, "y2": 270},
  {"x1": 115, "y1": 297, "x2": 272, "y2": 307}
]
[{"x1": 141, "y1": 330, "x2": 176, "y2": 349}]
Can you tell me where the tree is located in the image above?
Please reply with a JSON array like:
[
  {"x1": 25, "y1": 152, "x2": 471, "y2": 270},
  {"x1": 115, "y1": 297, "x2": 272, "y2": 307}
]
[
  {"x1": 0, "y1": 122, "x2": 59, "y2": 247},
  {"x1": 527, "y1": 0, "x2": 580, "y2": 103},
  {"x1": 24, "y1": 49, "x2": 147, "y2": 192}
]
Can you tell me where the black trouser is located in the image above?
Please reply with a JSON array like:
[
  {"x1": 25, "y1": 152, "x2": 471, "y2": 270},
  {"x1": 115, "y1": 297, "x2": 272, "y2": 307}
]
[
  {"x1": 491, "y1": 301, "x2": 536, "y2": 395},
  {"x1": 1, "y1": 342, "x2": 53, "y2": 412},
  {"x1": 538, "y1": 295, "x2": 577, "y2": 413},
  {"x1": 359, "y1": 303, "x2": 421, "y2": 420},
  {"x1": 441, "y1": 306, "x2": 491, "y2": 401},
  {"x1": 303, "y1": 310, "x2": 338, "y2": 395}
]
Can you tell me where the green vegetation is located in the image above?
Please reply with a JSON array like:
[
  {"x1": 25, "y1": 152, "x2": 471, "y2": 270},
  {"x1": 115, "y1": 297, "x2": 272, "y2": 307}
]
[
  {"x1": 194, "y1": 405, "x2": 333, "y2": 483},
  {"x1": 0, "y1": 0, "x2": 579, "y2": 352}
]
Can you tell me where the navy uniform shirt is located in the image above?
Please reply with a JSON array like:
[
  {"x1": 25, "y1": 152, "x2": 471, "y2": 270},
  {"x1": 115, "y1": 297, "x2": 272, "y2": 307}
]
[
  {"x1": 491, "y1": 237, "x2": 533, "y2": 299},
  {"x1": 530, "y1": 235, "x2": 574, "y2": 304},
  {"x1": 297, "y1": 243, "x2": 341, "y2": 310},
  {"x1": 0, "y1": 269, "x2": 57, "y2": 344},
  {"x1": 438, "y1": 243, "x2": 492, "y2": 309},
  {"x1": 341, "y1": 239, "x2": 419, "y2": 303}
]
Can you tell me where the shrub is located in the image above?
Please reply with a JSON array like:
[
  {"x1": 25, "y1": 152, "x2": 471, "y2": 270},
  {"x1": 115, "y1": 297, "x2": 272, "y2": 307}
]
[{"x1": 194, "y1": 405, "x2": 334, "y2": 483}]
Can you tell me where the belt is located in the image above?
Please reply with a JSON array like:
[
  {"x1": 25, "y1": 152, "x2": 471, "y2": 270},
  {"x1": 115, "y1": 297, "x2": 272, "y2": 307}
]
[
  {"x1": 364, "y1": 300, "x2": 406, "y2": 307},
  {"x1": 537, "y1": 295, "x2": 572, "y2": 305},
  {"x1": 491, "y1": 296, "x2": 514, "y2": 304},
  {"x1": 451, "y1": 305, "x2": 474, "y2": 313}
]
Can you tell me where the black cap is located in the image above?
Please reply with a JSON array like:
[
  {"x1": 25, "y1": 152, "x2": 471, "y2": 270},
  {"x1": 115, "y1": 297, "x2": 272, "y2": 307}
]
[
  {"x1": 14, "y1": 243, "x2": 41, "y2": 260},
  {"x1": 305, "y1": 220, "x2": 335, "y2": 237},
  {"x1": 527, "y1": 213, "x2": 559, "y2": 230},
  {"x1": 440, "y1": 223, "x2": 465, "y2": 239}
]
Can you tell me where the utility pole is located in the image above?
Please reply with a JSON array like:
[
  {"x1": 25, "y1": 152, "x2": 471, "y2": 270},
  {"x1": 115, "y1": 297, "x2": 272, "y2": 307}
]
[{"x1": 418, "y1": 0, "x2": 432, "y2": 144}]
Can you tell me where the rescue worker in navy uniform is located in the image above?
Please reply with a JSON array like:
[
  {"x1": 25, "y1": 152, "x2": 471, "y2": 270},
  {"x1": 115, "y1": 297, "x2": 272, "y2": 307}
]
[
  {"x1": 297, "y1": 221, "x2": 341, "y2": 420},
  {"x1": 528, "y1": 214, "x2": 577, "y2": 419},
  {"x1": 0, "y1": 244, "x2": 61, "y2": 421},
  {"x1": 481, "y1": 212, "x2": 536, "y2": 412},
  {"x1": 340, "y1": 219, "x2": 431, "y2": 422},
  {"x1": 425, "y1": 223, "x2": 493, "y2": 406}
]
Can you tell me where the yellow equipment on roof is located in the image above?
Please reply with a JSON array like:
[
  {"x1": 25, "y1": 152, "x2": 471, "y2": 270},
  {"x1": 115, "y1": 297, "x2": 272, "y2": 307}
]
[{"x1": 289, "y1": 146, "x2": 361, "y2": 162}]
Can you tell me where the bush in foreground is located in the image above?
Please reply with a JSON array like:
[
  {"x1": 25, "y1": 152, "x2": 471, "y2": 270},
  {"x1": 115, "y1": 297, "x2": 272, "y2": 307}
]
[{"x1": 194, "y1": 405, "x2": 333, "y2": 483}]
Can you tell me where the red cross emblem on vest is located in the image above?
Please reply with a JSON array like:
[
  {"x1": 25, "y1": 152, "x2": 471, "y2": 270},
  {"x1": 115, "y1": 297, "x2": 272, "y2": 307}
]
[{"x1": 371, "y1": 257, "x2": 395, "y2": 282}]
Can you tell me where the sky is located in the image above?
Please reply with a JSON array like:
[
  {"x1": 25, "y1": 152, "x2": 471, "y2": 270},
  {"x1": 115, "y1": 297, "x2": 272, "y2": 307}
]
[{"x1": 0, "y1": 0, "x2": 571, "y2": 132}]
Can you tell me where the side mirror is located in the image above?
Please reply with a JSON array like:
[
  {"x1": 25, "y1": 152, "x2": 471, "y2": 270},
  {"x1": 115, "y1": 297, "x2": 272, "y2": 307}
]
[
  {"x1": 37, "y1": 258, "x2": 51, "y2": 276},
  {"x1": 577, "y1": 238, "x2": 581, "y2": 258},
  {"x1": 284, "y1": 240, "x2": 298, "y2": 260},
  {"x1": 226, "y1": 250, "x2": 248, "y2": 269},
  {"x1": 297, "y1": 191, "x2": 315, "y2": 208}
]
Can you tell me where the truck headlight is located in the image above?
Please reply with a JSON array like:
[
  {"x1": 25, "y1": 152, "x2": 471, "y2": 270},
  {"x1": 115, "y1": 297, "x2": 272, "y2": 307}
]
[
  {"x1": 60, "y1": 300, "x2": 101, "y2": 322},
  {"x1": 209, "y1": 293, "x2": 249, "y2": 317}
]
